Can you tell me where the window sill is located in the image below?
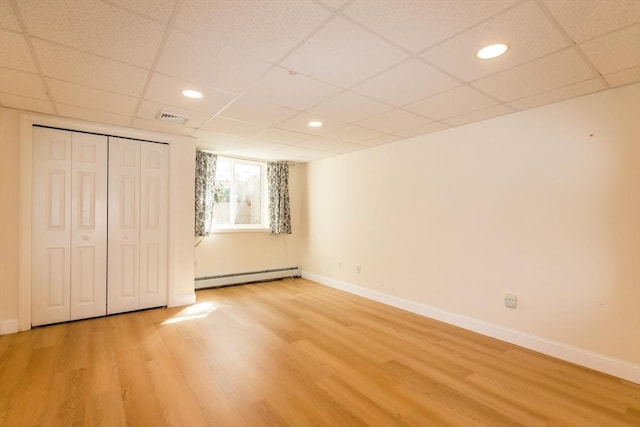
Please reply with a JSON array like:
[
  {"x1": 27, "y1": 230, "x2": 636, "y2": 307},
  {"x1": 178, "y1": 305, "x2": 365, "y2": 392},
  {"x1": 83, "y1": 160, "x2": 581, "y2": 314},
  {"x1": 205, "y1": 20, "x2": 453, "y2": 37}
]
[{"x1": 211, "y1": 227, "x2": 270, "y2": 234}]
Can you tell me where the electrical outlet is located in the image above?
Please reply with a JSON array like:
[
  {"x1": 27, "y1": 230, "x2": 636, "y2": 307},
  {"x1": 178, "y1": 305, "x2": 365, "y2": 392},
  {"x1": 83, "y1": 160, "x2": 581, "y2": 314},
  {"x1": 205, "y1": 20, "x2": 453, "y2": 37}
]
[{"x1": 505, "y1": 294, "x2": 517, "y2": 309}]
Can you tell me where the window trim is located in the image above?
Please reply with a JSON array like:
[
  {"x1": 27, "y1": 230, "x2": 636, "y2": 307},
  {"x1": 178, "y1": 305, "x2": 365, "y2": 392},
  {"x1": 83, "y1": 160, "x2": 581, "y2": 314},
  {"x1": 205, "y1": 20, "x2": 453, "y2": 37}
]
[{"x1": 211, "y1": 156, "x2": 269, "y2": 232}]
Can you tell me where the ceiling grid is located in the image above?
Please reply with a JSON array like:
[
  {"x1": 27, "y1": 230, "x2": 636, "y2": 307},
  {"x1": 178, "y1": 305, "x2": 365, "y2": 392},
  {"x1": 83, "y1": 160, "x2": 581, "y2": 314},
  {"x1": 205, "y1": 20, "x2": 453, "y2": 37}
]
[{"x1": 0, "y1": 0, "x2": 638, "y2": 162}]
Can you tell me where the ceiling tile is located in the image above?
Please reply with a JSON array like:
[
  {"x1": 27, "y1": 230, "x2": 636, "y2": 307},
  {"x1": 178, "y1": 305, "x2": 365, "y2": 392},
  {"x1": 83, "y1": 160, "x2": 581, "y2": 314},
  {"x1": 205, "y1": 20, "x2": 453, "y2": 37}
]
[
  {"x1": 33, "y1": 39, "x2": 148, "y2": 96},
  {"x1": 0, "y1": 68, "x2": 47, "y2": 99},
  {"x1": 253, "y1": 128, "x2": 313, "y2": 145},
  {"x1": 357, "y1": 108, "x2": 431, "y2": 133},
  {"x1": 308, "y1": 91, "x2": 392, "y2": 122},
  {"x1": 422, "y1": 0, "x2": 571, "y2": 82},
  {"x1": 396, "y1": 122, "x2": 451, "y2": 138},
  {"x1": 103, "y1": 0, "x2": 177, "y2": 23},
  {"x1": 315, "y1": 0, "x2": 350, "y2": 10},
  {"x1": 145, "y1": 73, "x2": 236, "y2": 114},
  {"x1": 274, "y1": 145, "x2": 334, "y2": 162},
  {"x1": 331, "y1": 141, "x2": 369, "y2": 154},
  {"x1": 47, "y1": 78, "x2": 138, "y2": 116},
  {"x1": 17, "y1": 0, "x2": 165, "y2": 68},
  {"x1": 243, "y1": 66, "x2": 342, "y2": 111},
  {"x1": 604, "y1": 67, "x2": 640, "y2": 88},
  {"x1": 352, "y1": 58, "x2": 460, "y2": 106},
  {"x1": 193, "y1": 130, "x2": 246, "y2": 148},
  {"x1": 507, "y1": 78, "x2": 607, "y2": 110},
  {"x1": 297, "y1": 136, "x2": 347, "y2": 152},
  {"x1": 281, "y1": 16, "x2": 409, "y2": 88},
  {"x1": 175, "y1": 0, "x2": 331, "y2": 63},
  {"x1": 275, "y1": 111, "x2": 347, "y2": 134},
  {"x1": 193, "y1": 133, "x2": 253, "y2": 159},
  {"x1": 219, "y1": 96, "x2": 298, "y2": 127},
  {"x1": 0, "y1": 0, "x2": 20, "y2": 31},
  {"x1": 357, "y1": 134, "x2": 404, "y2": 147},
  {"x1": 443, "y1": 104, "x2": 514, "y2": 126},
  {"x1": 238, "y1": 139, "x2": 291, "y2": 153},
  {"x1": 216, "y1": 145, "x2": 264, "y2": 159},
  {"x1": 240, "y1": 151, "x2": 292, "y2": 161},
  {"x1": 136, "y1": 100, "x2": 212, "y2": 128},
  {"x1": 0, "y1": 30, "x2": 37, "y2": 73},
  {"x1": 0, "y1": 93, "x2": 55, "y2": 114},
  {"x1": 132, "y1": 117, "x2": 196, "y2": 136},
  {"x1": 404, "y1": 85, "x2": 497, "y2": 120},
  {"x1": 472, "y1": 48, "x2": 596, "y2": 102},
  {"x1": 156, "y1": 29, "x2": 273, "y2": 94},
  {"x1": 201, "y1": 117, "x2": 266, "y2": 138},
  {"x1": 580, "y1": 24, "x2": 640, "y2": 76},
  {"x1": 541, "y1": 0, "x2": 640, "y2": 43},
  {"x1": 56, "y1": 104, "x2": 132, "y2": 127},
  {"x1": 325, "y1": 124, "x2": 385, "y2": 143},
  {"x1": 343, "y1": 0, "x2": 517, "y2": 53}
]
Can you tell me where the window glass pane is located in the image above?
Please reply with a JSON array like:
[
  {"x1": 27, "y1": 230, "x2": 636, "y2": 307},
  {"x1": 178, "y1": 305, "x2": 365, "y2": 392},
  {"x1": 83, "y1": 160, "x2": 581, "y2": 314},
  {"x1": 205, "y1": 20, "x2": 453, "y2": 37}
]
[
  {"x1": 213, "y1": 159, "x2": 231, "y2": 225},
  {"x1": 211, "y1": 157, "x2": 265, "y2": 228},
  {"x1": 233, "y1": 163, "x2": 262, "y2": 225}
]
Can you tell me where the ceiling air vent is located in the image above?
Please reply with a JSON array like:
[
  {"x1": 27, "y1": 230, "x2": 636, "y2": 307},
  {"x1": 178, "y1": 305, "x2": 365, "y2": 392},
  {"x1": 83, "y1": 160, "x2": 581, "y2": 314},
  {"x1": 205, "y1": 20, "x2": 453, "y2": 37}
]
[{"x1": 156, "y1": 110, "x2": 190, "y2": 125}]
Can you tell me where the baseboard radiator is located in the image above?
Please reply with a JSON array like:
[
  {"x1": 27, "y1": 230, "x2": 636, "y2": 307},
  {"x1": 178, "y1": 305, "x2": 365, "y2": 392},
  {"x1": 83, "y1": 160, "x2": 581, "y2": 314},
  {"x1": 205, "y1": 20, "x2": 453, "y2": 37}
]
[{"x1": 195, "y1": 267, "x2": 302, "y2": 290}]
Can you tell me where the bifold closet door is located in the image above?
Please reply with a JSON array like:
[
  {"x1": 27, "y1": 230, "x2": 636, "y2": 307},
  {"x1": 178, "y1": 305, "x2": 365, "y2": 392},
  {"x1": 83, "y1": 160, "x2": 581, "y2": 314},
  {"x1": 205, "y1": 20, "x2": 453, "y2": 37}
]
[
  {"x1": 70, "y1": 132, "x2": 108, "y2": 320},
  {"x1": 108, "y1": 138, "x2": 140, "y2": 314},
  {"x1": 108, "y1": 137, "x2": 168, "y2": 314},
  {"x1": 139, "y1": 141, "x2": 169, "y2": 309},
  {"x1": 32, "y1": 127, "x2": 107, "y2": 326}
]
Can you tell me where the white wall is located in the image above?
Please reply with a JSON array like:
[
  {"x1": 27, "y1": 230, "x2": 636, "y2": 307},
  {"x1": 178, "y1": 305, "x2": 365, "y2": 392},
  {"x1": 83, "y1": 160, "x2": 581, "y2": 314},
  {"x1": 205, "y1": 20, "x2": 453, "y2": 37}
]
[
  {"x1": 194, "y1": 163, "x2": 305, "y2": 278},
  {"x1": 0, "y1": 107, "x2": 196, "y2": 332},
  {"x1": 302, "y1": 84, "x2": 640, "y2": 377},
  {"x1": 0, "y1": 108, "x2": 21, "y2": 334}
]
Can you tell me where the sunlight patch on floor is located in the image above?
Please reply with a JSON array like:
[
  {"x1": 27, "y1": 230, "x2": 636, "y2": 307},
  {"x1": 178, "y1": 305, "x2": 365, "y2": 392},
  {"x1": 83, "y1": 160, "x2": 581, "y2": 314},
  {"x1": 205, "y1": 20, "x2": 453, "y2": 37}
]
[{"x1": 161, "y1": 301, "x2": 226, "y2": 325}]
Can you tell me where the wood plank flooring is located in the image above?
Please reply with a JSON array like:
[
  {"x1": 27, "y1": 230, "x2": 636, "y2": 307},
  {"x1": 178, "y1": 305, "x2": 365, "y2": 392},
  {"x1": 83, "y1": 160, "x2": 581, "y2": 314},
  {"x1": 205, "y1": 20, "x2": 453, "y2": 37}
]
[{"x1": 1, "y1": 278, "x2": 638, "y2": 426}]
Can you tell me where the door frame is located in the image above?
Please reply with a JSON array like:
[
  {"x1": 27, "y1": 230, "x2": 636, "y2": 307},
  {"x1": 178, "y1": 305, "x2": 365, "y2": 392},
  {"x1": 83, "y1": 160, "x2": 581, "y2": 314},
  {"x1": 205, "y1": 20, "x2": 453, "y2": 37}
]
[{"x1": 18, "y1": 113, "x2": 196, "y2": 331}]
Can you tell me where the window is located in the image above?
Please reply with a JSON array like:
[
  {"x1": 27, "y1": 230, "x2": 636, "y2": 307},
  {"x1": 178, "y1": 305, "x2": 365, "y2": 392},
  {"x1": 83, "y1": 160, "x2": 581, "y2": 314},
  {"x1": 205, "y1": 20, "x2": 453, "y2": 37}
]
[{"x1": 212, "y1": 157, "x2": 268, "y2": 231}]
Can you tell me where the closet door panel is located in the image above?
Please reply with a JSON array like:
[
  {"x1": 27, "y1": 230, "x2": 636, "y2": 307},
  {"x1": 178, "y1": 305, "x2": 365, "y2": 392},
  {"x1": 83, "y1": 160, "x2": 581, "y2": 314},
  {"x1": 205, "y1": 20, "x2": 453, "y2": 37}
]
[
  {"x1": 32, "y1": 127, "x2": 72, "y2": 326},
  {"x1": 139, "y1": 142, "x2": 168, "y2": 309},
  {"x1": 108, "y1": 137, "x2": 141, "y2": 314},
  {"x1": 33, "y1": 129, "x2": 170, "y2": 323},
  {"x1": 70, "y1": 132, "x2": 108, "y2": 320}
]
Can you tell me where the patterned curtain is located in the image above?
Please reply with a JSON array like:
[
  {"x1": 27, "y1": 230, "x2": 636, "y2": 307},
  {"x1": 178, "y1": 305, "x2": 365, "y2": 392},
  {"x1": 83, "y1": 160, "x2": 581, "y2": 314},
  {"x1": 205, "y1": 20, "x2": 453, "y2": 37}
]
[
  {"x1": 267, "y1": 162, "x2": 292, "y2": 235},
  {"x1": 195, "y1": 151, "x2": 217, "y2": 236}
]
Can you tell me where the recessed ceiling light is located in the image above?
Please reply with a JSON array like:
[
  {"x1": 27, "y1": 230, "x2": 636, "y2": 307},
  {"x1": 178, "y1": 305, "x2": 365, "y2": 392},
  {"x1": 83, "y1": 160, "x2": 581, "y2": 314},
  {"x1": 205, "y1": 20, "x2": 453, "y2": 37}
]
[
  {"x1": 308, "y1": 121, "x2": 323, "y2": 127},
  {"x1": 181, "y1": 89, "x2": 203, "y2": 99},
  {"x1": 476, "y1": 43, "x2": 509, "y2": 59}
]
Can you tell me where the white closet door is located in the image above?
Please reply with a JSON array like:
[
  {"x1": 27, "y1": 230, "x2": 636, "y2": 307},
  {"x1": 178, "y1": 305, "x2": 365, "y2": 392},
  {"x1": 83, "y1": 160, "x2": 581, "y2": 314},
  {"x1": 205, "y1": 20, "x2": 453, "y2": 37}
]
[
  {"x1": 107, "y1": 137, "x2": 141, "y2": 314},
  {"x1": 139, "y1": 142, "x2": 169, "y2": 309},
  {"x1": 32, "y1": 127, "x2": 72, "y2": 326},
  {"x1": 70, "y1": 132, "x2": 108, "y2": 320}
]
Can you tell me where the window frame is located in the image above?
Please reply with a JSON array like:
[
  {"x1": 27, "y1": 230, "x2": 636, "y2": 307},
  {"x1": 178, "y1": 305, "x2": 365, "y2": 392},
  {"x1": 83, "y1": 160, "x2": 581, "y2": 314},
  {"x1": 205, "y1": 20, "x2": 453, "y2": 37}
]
[{"x1": 211, "y1": 156, "x2": 269, "y2": 233}]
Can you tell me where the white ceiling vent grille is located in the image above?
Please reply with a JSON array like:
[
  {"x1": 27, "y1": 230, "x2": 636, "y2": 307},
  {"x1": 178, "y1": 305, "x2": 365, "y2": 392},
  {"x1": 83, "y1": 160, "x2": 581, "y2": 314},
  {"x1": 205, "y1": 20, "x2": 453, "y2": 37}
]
[{"x1": 156, "y1": 110, "x2": 190, "y2": 125}]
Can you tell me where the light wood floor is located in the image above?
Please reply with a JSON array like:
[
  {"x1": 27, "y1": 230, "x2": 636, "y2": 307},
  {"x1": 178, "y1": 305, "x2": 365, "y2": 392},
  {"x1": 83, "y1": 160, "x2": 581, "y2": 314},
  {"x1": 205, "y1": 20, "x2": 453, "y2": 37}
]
[{"x1": 1, "y1": 278, "x2": 638, "y2": 426}]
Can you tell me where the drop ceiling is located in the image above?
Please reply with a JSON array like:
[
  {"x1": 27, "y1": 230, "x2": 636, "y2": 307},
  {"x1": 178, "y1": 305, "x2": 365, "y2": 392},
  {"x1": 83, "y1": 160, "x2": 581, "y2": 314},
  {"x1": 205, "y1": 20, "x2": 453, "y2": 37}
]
[{"x1": 1, "y1": 0, "x2": 638, "y2": 162}]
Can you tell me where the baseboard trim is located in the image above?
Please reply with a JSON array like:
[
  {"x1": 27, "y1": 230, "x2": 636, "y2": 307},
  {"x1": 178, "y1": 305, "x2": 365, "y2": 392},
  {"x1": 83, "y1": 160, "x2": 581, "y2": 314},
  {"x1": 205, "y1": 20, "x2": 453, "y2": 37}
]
[
  {"x1": 195, "y1": 267, "x2": 302, "y2": 290},
  {"x1": 302, "y1": 271, "x2": 640, "y2": 384},
  {"x1": 0, "y1": 319, "x2": 19, "y2": 335}
]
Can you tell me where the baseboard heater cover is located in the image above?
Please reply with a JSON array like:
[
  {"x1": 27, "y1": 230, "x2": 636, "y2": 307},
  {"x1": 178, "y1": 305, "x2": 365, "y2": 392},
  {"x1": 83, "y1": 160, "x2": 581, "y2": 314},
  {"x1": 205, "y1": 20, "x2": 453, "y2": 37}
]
[{"x1": 195, "y1": 267, "x2": 302, "y2": 290}]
